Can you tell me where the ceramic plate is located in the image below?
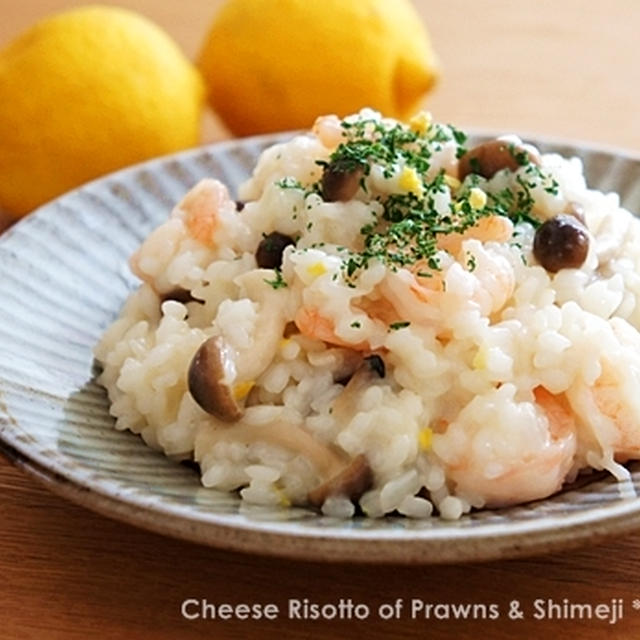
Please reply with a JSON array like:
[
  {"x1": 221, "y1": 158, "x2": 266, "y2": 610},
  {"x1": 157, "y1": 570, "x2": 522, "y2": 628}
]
[{"x1": 2, "y1": 131, "x2": 640, "y2": 564}]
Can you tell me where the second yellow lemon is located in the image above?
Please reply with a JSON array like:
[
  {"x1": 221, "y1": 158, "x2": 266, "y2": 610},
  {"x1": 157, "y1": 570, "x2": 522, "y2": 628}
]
[
  {"x1": 0, "y1": 6, "x2": 204, "y2": 217},
  {"x1": 198, "y1": 0, "x2": 439, "y2": 136}
]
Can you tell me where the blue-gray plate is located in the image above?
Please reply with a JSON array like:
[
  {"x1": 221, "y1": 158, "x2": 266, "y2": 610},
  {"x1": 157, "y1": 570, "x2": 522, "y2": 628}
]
[{"x1": 1, "y1": 132, "x2": 640, "y2": 563}]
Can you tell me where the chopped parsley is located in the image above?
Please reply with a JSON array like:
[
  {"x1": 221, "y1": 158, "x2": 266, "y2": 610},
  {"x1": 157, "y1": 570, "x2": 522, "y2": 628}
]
[
  {"x1": 263, "y1": 269, "x2": 288, "y2": 290},
  {"x1": 466, "y1": 253, "x2": 477, "y2": 272},
  {"x1": 509, "y1": 143, "x2": 530, "y2": 167},
  {"x1": 301, "y1": 114, "x2": 559, "y2": 281},
  {"x1": 449, "y1": 125, "x2": 468, "y2": 158},
  {"x1": 389, "y1": 321, "x2": 410, "y2": 330},
  {"x1": 276, "y1": 177, "x2": 304, "y2": 190},
  {"x1": 350, "y1": 321, "x2": 362, "y2": 328}
]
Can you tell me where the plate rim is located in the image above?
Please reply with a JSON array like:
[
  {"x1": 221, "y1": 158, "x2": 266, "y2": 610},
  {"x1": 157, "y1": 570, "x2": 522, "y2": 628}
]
[
  {"x1": 4, "y1": 437, "x2": 640, "y2": 564},
  {"x1": 2, "y1": 129, "x2": 640, "y2": 563}
]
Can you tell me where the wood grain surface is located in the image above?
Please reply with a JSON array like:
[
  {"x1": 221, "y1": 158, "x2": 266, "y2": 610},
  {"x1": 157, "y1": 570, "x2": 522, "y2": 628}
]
[{"x1": 2, "y1": 1, "x2": 640, "y2": 638}]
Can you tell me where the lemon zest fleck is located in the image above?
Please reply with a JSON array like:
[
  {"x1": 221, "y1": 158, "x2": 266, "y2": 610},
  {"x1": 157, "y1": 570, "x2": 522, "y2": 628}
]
[
  {"x1": 399, "y1": 166, "x2": 424, "y2": 196},
  {"x1": 418, "y1": 427, "x2": 433, "y2": 451},
  {"x1": 233, "y1": 381, "x2": 255, "y2": 400},
  {"x1": 469, "y1": 187, "x2": 487, "y2": 210},
  {"x1": 307, "y1": 261, "x2": 328, "y2": 277},
  {"x1": 444, "y1": 174, "x2": 461, "y2": 190},
  {"x1": 472, "y1": 346, "x2": 487, "y2": 370},
  {"x1": 409, "y1": 110, "x2": 433, "y2": 135},
  {"x1": 275, "y1": 486, "x2": 291, "y2": 507}
]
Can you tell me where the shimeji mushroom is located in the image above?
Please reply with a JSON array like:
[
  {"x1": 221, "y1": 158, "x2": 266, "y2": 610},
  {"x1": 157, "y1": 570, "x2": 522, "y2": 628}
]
[
  {"x1": 321, "y1": 158, "x2": 365, "y2": 202},
  {"x1": 187, "y1": 268, "x2": 289, "y2": 419},
  {"x1": 188, "y1": 336, "x2": 242, "y2": 422},
  {"x1": 307, "y1": 454, "x2": 373, "y2": 508},
  {"x1": 188, "y1": 340, "x2": 380, "y2": 507},
  {"x1": 458, "y1": 138, "x2": 541, "y2": 181},
  {"x1": 303, "y1": 357, "x2": 387, "y2": 506},
  {"x1": 533, "y1": 214, "x2": 589, "y2": 273}
]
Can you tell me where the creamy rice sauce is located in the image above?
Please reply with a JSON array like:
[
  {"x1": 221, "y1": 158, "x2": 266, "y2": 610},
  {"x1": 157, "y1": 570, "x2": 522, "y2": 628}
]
[{"x1": 95, "y1": 110, "x2": 640, "y2": 519}]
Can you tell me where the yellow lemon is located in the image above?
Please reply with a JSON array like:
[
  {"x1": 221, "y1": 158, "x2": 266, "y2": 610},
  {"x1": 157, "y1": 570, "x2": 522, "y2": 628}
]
[
  {"x1": 0, "y1": 6, "x2": 205, "y2": 217},
  {"x1": 198, "y1": 0, "x2": 439, "y2": 136}
]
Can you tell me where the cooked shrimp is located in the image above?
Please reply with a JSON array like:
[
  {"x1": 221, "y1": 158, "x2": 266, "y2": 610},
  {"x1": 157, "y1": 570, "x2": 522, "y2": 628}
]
[
  {"x1": 376, "y1": 268, "x2": 443, "y2": 327},
  {"x1": 294, "y1": 306, "x2": 369, "y2": 350},
  {"x1": 129, "y1": 217, "x2": 183, "y2": 286},
  {"x1": 312, "y1": 115, "x2": 345, "y2": 149},
  {"x1": 178, "y1": 178, "x2": 230, "y2": 247},
  {"x1": 372, "y1": 243, "x2": 515, "y2": 330},
  {"x1": 464, "y1": 240, "x2": 516, "y2": 314},
  {"x1": 562, "y1": 318, "x2": 640, "y2": 465},
  {"x1": 593, "y1": 368, "x2": 640, "y2": 461},
  {"x1": 534, "y1": 386, "x2": 576, "y2": 440},
  {"x1": 567, "y1": 368, "x2": 640, "y2": 464},
  {"x1": 129, "y1": 179, "x2": 233, "y2": 291},
  {"x1": 409, "y1": 260, "x2": 448, "y2": 293},
  {"x1": 354, "y1": 294, "x2": 402, "y2": 326},
  {"x1": 432, "y1": 384, "x2": 577, "y2": 507},
  {"x1": 437, "y1": 214, "x2": 513, "y2": 256}
]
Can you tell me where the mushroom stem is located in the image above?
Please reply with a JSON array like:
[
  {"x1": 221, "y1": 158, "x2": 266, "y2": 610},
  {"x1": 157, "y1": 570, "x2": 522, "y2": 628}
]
[
  {"x1": 331, "y1": 357, "x2": 384, "y2": 423},
  {"x1": 199, "y1": 417, "x2": 344, "y2": 476},
  {"x1": 233, "y1": 269, "x2": 288, "y2": 382},
  {"x1": 321, "y1": 160, "x2": 365, "y2": 202},
  {"x1": 197, "y1": 412, "x2": 373, "y2": 507},
  {"x1": 308, "y1": 455, "x2": 373, "y2": 508},
  {"x1": 458, "y1": 139, "x2": 540, "y2": 181}
]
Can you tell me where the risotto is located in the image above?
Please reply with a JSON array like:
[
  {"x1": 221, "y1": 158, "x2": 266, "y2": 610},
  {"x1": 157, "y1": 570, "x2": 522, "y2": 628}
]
[{"x1": 95, "y1": 109, "x2": 640, "y2": 520}]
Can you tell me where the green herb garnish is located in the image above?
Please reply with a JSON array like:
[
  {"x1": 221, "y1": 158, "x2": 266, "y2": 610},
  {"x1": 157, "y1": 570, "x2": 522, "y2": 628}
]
[
  {"x1": 263, "y1": 269, "x2": 288, "y2": 290},
  {"x1": 276, "y1": 177, "x2": 304, "y2": 190},
  {"x1": 306, "y1": 115, "x2": 558, "y2": 280},
  {"x1": 466, "y1": 253, "x2": 477, "y2": 272}
]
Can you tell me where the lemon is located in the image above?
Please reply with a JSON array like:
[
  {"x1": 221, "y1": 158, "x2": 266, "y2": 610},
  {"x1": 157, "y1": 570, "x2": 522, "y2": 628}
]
[
  {"x1": 0, "y1": 6, "x2": 205, "y2": 217},
  {"x1": 198, "y1": 0, "x2": 439, "y2": 136}
]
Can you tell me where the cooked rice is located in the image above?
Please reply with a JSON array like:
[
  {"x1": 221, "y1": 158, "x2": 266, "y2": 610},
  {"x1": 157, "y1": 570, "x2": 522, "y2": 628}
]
[{"x1": 95, "y1": 109, "x2": 640, "y2": 519}]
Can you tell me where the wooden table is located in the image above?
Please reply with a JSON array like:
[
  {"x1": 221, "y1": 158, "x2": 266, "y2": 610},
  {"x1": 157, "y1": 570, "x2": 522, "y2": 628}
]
[{"x1": 2, "y1": 1, "x2": 640, "y2": 638}]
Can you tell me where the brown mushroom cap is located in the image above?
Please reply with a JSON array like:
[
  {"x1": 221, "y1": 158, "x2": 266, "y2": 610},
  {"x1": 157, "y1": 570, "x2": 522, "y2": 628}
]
[
  {"x1": 321, "y1": 161, "x2": 365, "y2": 202},
  {"x1": 532, "y1": 214, "x2": 589, "y2": 273},
  {"x1": 187, "y1": 336, "x2": 242, "y2": 422},
  {"x1": 458, "y1": 139, "x2": 541, "y2": 181},
  {"x1": 308, "y1": 454, "x2": 373, "y2": 508},
  {"x1": 161, "y1": 287, "x2": 196, "y2": 304},
  {"x1": 255, "y1": 231, "x2": 294, "y2": 269}
]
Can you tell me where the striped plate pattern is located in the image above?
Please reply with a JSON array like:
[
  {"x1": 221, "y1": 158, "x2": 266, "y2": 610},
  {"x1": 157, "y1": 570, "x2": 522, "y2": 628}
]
[{"x1": 1, "y1": 132, "x2": 640, "y2": 563}]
